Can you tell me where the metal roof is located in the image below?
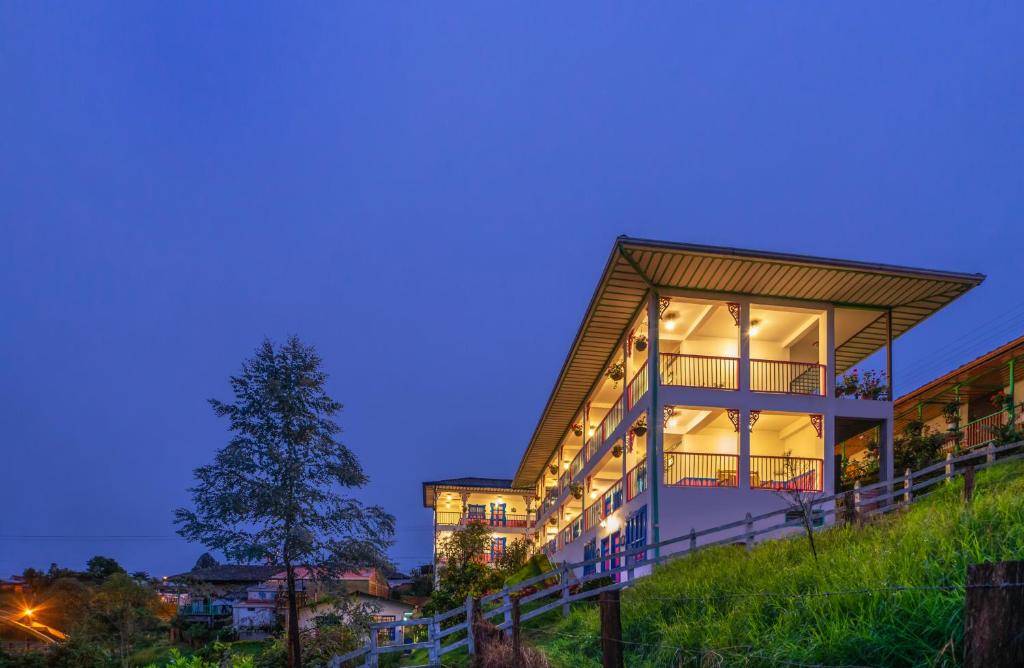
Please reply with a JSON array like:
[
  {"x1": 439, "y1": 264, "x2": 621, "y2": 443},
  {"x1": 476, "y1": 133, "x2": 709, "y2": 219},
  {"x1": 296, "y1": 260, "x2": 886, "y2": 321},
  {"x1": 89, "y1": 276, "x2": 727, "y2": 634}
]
[{"x1": 512, "y1": 236, "x2": 984, "y2": 487}]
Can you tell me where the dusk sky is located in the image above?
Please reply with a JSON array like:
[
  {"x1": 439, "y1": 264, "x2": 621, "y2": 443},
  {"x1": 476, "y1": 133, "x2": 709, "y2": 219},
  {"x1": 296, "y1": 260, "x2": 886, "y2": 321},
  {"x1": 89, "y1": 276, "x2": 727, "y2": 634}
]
[{"x1": 2, "y1": 3, "x2": 1022, "y2": 578}]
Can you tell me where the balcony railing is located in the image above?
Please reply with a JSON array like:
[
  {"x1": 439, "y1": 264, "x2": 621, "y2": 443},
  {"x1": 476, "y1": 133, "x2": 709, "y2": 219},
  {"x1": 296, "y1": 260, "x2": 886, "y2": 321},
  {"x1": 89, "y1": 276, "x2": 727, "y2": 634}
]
[
  {"x1": 181, "y1": 603, "x2": 231, "y2": 617},
  {"x1": 750, "y1": 455, "x2": 822, "y2": 492},
  {"x1": 627, "y1": 361, "x2": 649, "y2": 409},
  {"x1": 626, "y1": 460, "x2": 647, "y2": 501},
  {"x1": 583, "y1": 499, "x2": 602, "y2": 532},
  {"x1": 585, "y1": 397, "x2": 626, "y2": 465},
  {"x1": 660, "y1": 353, "x2": 739, "y2": 390},
  {"x1": 750, "y1": 359, "x2": 824, "y2": 395},
  {"x1": 664, "y1": 452, "x2": 740, "y2": 487},
  {"x1": 437, "y1": 512, "x2": 534, "y2": 528},
  {"x1": 957, "y1": 410, "x2": 1009, "y2": 450}
]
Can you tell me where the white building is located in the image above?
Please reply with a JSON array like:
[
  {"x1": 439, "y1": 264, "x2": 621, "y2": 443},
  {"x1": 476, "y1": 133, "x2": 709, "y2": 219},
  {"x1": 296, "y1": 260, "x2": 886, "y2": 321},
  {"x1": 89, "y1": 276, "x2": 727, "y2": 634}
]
[
  {"x1": 232, "y1": 584, "x2": 278, "y2": 640},
  {"x1": 423, "y1": 237, "x2": 983, "y2": 579}
]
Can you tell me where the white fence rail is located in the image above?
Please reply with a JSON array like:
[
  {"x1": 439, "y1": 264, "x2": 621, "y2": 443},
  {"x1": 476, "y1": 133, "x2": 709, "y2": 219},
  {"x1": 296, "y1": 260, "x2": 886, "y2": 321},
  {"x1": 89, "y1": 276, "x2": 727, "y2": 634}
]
[{"x1": 332, "y1": 440, "x2": 1023, "y2": 667}]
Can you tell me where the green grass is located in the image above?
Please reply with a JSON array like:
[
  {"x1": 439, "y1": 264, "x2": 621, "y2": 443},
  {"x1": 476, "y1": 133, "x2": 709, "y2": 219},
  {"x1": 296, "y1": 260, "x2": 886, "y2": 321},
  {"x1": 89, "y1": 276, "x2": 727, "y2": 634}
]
[{"x1": 535, "y1": 460, "x2": 1024, "y2": 667}]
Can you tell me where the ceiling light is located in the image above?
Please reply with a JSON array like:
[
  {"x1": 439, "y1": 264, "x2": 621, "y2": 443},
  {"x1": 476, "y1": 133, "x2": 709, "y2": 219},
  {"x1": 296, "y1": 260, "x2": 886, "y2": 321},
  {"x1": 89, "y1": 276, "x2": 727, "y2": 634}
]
[
  {"x1": 599, "y1": 519, "x2": 607, "y2": 528},
  {"x1": 590, "y1": 490, "x2": 598, "y2": 499},
  {"x1": 749, "y1": 319, "x2": 762, "y2": 337},
  {"x1": 563, "y1": 462, "x2": 569, "y2": 470},
  {"x1": 664, "y1": 312, "x2": 678, "y2": 331},
  {"x1": 607, "y1": 516, "x2": 621, "y2": 532},
  {"x1": 667, "y1": 417, "x2": 678, "y2": 428}
]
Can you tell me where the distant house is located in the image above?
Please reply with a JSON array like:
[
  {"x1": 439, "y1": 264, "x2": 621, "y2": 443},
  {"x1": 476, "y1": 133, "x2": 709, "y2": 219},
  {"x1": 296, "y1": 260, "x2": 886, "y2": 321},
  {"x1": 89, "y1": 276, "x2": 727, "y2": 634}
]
[
  {"x1": 165, "y1": 564, "x2": 281, "y2": 623},
  {"x1": 231, "y1": 584, "x2": 279, "y2": 640}
]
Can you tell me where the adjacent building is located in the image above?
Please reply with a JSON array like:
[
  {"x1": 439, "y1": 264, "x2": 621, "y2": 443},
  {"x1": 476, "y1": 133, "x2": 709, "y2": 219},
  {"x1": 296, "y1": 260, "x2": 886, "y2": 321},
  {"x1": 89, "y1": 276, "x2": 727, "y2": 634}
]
[{"x1": 423, "y1": 236, "x2": 983, "y2": 578}]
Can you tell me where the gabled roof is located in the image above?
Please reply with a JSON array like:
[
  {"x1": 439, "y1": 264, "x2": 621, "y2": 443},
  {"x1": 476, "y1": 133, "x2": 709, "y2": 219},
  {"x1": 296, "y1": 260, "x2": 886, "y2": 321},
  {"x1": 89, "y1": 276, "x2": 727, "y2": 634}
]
[
  {"x1": 421, "y1": 477, "x2": 530, "y2": 507},
  {"x1": 512, "y1": 236, "x2": 984, "y2": 487}
]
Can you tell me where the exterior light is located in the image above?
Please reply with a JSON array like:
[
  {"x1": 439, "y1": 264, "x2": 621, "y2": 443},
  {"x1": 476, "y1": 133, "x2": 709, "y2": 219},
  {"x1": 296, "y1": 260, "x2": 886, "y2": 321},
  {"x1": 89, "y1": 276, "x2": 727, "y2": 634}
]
[
  {"x1": 588, "y1": 427, "x2": 596, "y2": 437},
  {"x1": 607, "y1": 516, "x2": 621, "y2": 532},
  {"x1": 749, "y1": 319, "x2": 762, "y2": 337},
  {"x1": 563, "y1": 462, "x2": 569, "y2": 470},
  {"x1": 664, "y1": 312, "x2": 678, "y2": 331},
  {"x1": 590, "y1": 490, "x2": 598, "y2": 499},
  {"x1": 23, "y1": 609, "x2": 33, "y2": 617},
  {"x1": 667, "y1": 417, "x2": 678, "y2": 428},
  {"x1": 599, "y1": 519, "x2": 607, "y2": 528}
]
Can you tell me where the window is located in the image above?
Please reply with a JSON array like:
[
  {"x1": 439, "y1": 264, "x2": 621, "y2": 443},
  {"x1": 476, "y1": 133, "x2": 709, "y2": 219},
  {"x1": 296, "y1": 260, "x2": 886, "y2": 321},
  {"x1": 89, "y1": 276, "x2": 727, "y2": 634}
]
[
  {"x1": 582, "y1": 539, "x2": 597, "y2": 576},
  {"x1": 624, "y1": 506, "x2": 648, "y2": 564}
]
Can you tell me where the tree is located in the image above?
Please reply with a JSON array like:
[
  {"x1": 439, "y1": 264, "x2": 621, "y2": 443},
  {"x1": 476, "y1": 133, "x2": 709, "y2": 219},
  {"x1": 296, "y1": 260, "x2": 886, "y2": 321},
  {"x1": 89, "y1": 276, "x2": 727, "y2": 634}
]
[
  {"x1": 86, "y1": 573, "x2": 163, "y2": 667},
  {"x1": 86, "y1": 556, "x2": 126, "y2": 581},
  {"x1": 773, "y1": 454, "x2": 824, "y2": 561},
  {"x1": 192, "y1": 552, "x2": 220, "y2": 571},
  {"x1": 175, "y1": 336, "x2": 395, "y2": 668}
]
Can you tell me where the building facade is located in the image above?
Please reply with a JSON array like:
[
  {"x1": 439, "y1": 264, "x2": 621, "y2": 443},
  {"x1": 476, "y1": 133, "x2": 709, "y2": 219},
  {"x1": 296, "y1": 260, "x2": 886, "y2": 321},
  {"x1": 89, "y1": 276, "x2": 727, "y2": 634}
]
[{"x1": 423, "y1": 237, "x2": 983, "y2": 578}]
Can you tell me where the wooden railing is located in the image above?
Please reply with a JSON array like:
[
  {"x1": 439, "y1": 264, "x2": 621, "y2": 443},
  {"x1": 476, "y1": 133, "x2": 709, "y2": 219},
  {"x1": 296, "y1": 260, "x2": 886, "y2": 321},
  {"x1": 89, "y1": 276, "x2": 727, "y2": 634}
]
[
  {"x1": 583, "y1": 499, "x2": 602, "y2": 532},
  {"x1": 435, "y1": 511, "x2": 462, "y2": 525},
  {"x1": 626, "y1": 460, "x2": 647, "y2": 501},
  {"x1": 660, "y1": 352, "x2": 739, "y2": 390},
  {"x1": 750, "y1": 359, "x2": 824, "y2": 395},
  {"x1": 664, "y1": 452, "x2": 740, "y2": 487},
  {"x1": 585, "y1": 397, "x2": 626, "y2": 464},
  {"x1": 959, "y1": 410, "x2": 1009, "y2": 450},
  {"x1": 336, "y1": 441, "x2": 1024, "y2": 667},
  {"x1": 626, "y1": 361, "x2": 649, "y2": 409},
  {"x1": 438, "y1": 512, "x2": 534, "y2": 528},
  {"x1": 750, "y1": 455, "x2": 822, "y2": 492}
]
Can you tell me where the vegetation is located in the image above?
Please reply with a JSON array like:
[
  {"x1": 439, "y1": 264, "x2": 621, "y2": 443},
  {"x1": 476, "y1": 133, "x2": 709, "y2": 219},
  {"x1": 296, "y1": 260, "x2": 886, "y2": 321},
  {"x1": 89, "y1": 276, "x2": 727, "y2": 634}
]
[
  {"x1": 426, "y1": 523, "x2": 533, "y2": 617},
  {"x1": 175, "y1": 336, "x2": 395, "y2": 668},
  {"x1": 536, "y1": 458, "x2": 1024, "y2": 667},
  {"x1": 835, "y1": 368, "x2": 888, "y2": 399}
]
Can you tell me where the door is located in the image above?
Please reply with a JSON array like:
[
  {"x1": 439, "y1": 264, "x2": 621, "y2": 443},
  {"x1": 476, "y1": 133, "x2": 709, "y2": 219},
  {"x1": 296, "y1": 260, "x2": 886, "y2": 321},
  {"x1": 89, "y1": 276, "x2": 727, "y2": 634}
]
[
  {"x1": 490, "y1": 502, "x2": 507, "y2": 527},
  {"x1": 490, "y1": 537, "x2": 506, "y2": 563}
]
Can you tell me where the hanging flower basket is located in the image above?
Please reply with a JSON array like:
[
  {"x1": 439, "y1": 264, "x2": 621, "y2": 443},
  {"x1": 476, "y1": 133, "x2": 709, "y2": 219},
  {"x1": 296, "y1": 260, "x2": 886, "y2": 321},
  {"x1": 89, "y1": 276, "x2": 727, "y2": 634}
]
[
  {"x1": 612, "y1": 443, "x2": 623, "y2": 458},
  {"x1": 571, "y1": 423, "x2": 584, "y2": 437},
  {"x1": 606, "y1": 362, "x2": 625, "y2": 383},
  {"x1": 634, "y1": 335, "x2": 648, "y2": 352},
  {"x1": 569, "y1": 483, "x2": 583, "y2": 500},
  {"x1": 942, "y1": 401, "x2": 961, "y2": 426},
  {"x1": 631, "y1": 416, "x2": 648, "y2": 437},
  {"x1": 548, "y1": 464, "x2": 558, "y2": 476},
  {"x1": 548, "y1": 516, "x2": 557, "y2": 526}
]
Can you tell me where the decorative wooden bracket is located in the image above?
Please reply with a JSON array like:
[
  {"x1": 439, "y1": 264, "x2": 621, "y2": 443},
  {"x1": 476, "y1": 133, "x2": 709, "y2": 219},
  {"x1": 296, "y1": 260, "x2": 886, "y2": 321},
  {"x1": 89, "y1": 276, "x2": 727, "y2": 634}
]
[
  {"x1": 727, "y1": 409, "x2": 740, "y2": 432},
  {"x1": 810, "y1": 414, "x2": 824, "y2": 439},
  {"x1": 658, "y1": 297, "x2": 671, "y2": 318},
  {"x1": 749, "y1": 409, "x2": 761, "y2": 431},
  {"x1": 663, "y1": 405, "x2": 676, "y2": 427},
  {"x1": 728, "y1": 302, "x2": 741, "y2": 327}
]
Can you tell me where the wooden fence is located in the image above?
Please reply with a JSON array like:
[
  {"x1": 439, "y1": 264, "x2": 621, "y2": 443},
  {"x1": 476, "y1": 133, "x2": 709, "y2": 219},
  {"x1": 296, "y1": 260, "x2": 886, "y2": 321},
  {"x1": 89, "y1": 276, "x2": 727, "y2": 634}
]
[{"x1": 331, "y1": 440, "x2": 1024, "y2": 667}]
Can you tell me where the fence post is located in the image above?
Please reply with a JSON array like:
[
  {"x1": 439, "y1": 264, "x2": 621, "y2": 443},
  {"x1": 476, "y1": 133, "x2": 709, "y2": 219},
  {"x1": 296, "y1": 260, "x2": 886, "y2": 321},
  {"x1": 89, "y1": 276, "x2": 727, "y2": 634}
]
[
  {"x1": 987, "y1": 443, "x2": 997, "y2": 465},
  {"x1": 853, "y1": 480, "x2": 861, "y2": 515},
  {"x1": 502, "y1": 591, "x2": 513, "y2": 638},
  {"x1": 744, "y1": 512, "x2": 754, "y2": 550},
  {"x1": 904, "y1": 468, "x2": 913, "y2": 504},
  {"x1": 427, "y1": 617, "x2": 439, "y2": 666},
  {"x1": 689, "y1": 527, "x2": 697, "y2": 552},
  {"x1": 964, "y1": 464, "x2": 975, "y2": 503},
  {"x1": 367, "y1": 627, "x2": 379, "y2": 667},
  {"x1": 964, "y1": 560, "x2": 1024, "y2": 667},
  {"x1": 945, "y1": 452, "x2": 954, "y2": 481},
  {"x1": 465, "y1": 596, "x2": 475, "y2": 657},
  {"x1": 510, "y1": 596, "x2": 522, "y2": 664},
  {"x1": 561, "y1": 565, "x2": 571, "y2": 617},
  {"x1": 599, "y1": 590, "x2": 624, "y2": 668}
]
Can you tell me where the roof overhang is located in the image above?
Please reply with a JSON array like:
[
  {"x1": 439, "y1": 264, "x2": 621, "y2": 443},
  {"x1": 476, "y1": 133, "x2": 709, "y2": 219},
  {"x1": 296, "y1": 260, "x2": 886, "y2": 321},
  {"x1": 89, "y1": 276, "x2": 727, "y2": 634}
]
[
  {"x1": 512, "y1": 236, "x2": 984, "y2": 487},
  {"x1": 422, "y1": 480, "x2": 533, "y2": 507}
]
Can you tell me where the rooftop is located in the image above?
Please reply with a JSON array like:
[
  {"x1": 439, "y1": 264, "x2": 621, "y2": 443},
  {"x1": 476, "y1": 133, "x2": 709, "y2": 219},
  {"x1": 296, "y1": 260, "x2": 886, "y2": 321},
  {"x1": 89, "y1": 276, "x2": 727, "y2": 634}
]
[
  {"x1": 512, "y1": 236, "x2": 984, "y2": 486},
  {"x1": 421, "y1": 477, "x2": 530, "y2": 507}
]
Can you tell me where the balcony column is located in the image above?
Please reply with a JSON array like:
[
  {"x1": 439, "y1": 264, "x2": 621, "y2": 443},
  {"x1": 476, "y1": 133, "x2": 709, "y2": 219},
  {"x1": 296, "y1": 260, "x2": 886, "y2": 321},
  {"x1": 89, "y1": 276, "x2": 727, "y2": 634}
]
[
  {"x1": 621, "y1": 337, "x2": 630, "y2": 484},
  {"x1": 460, "y1": 492, "x2": 468, "y2": 516},
  {"x1": 432, "y1": 491, "x2": 439, "y2": 586},
  {"x1": 646, "y1": 293, "x2": 663, "y2": 557},
  {"x1": 822, "y1": 305, "x2": 836, "y2": 494},
  {"x1": 738, "y1": 302, "x2": 751, "y2": 490},
  {"x1": 886, "y1": 308, "x2": 894, "y2": 399}
]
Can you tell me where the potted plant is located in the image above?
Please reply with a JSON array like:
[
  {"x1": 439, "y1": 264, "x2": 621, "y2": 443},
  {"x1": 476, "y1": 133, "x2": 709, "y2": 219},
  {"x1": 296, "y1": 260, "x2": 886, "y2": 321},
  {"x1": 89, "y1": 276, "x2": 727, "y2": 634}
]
[
  {"x1": 612, "y1": 443, "x2": 623, "y2": 458},
  {"x1": 631, "y1": 416, "x2": 648, "y2": 437},
  {"x1": 634, "y1": 335, "x2": 648, "y2": 352},
  {"x1": 548, "y1": 463, "x2": 558, "y2": 476},
  {"x1": 942, "y1": 401, "x2": 961, "y2": 426},
  {"x1": 606, "y1": 361, "x2": 625, "y2": 383},
  {"x1": 569, "y1": 483, "x2": 583, "y2": 500},
  {"x1": 571, "y1": 422, "x2": 584, "y2": 437},
  {"x1": 548, "y1": 516, "x2": 557, "y2": 526},
  {"x1": 991, "y1": 390, "x2": 1011, "y2": 411}
]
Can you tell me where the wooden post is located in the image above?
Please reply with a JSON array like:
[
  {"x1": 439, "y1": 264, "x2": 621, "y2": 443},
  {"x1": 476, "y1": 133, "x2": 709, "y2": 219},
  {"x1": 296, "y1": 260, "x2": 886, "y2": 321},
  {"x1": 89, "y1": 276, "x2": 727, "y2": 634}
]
[
  {"x1": 502, "y1": 592, "x2": 513, "y2": 639},
  {"x1": 904, "y1": 468, "x2": 913, "y2": 504},
  {"x1": 510, "y1": 596, "x2": 522, "y2": 664},
  {"x1": 964, "y1": 561, "x2": 1024, "y2": 667},
  {"x1": 561, "y1": 565, "x2": 571, "y2": 617},
  {"x1": 367, "y1": 626, "x2": 379, "y2": 667},
  {"x1": 427, "y1": 617, "x2": 439, "y2": 666},
  {"x1": 599, "y1": 590, "x2": 624, "y2": 668},
  {"x1": 964, "y1": 464, "x2": 975, "y2": 503},
  {"x1": 853, "y1": 480, "x2": 861, "y2": 514},
  {"x1": 987, "y1": 443, "x2": 997, "y2": 465},
  {"x1": 744, "y1": 512, "x2": 754, "y2": 550},
  {"x1": 689, "y1": 527, "x2": 697, "y2": 552},
  {"x1": 945, "y1": 452, "x2": 954, "y2": 481},
  {"x1": 465, "y1": 596, "x2": 475, "y2": 657}
]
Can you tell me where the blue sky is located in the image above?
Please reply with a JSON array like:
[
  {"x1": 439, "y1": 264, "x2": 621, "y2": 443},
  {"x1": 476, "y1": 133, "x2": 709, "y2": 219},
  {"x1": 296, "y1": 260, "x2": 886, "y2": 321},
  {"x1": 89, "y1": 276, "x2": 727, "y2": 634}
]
[{"x1": 1, "y1": 2, "x2": 1022, "y2": 576}]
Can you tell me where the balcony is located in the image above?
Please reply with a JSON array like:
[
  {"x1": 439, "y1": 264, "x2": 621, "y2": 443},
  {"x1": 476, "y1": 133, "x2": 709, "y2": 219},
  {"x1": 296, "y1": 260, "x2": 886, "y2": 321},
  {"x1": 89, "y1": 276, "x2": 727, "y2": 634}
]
[
  {"x1": 660, "y1": 353, "x2": 739, "y2": 391},
  {"x1": 664, "y1": 452, "x2": 740, "y2": 488},
  {"x1": 750, "y1": 454, "x2": 822, "y2": 492},
  {"x1": 750, "y1": 359, "x2": 824, "y2": 396},
  {"x1": 436, "y1": 511, "x2": 534, "y2": 529},
  {"x1": 625, "y1": 460, "x2": 648, "y2": 501}
]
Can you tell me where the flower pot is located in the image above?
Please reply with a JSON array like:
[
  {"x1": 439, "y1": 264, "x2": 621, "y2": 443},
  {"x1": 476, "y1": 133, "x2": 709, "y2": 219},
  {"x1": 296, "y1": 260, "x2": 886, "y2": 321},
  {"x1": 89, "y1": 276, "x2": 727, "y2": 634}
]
[
  {"x1": 573, "y1": 428, "x2": 583, "y2": 437},
  {"x1": 632, "y1": 426, "x2": 647, "y2": 437},
  {"x1": 548, "y1": 517, "x2": 556, "y2": 526},
  {"x1": 635, "y1": 339, "x2": 647, "y2": 352},
  {"x1": 609, "y1": 369, "x2": 624, "y2": 382},
  {"x1": 612, "y1": 444, "x2": 622, "y2": 458},
  {"x1": 548, "y1": 464, "x2": 558, "y2": 476}
]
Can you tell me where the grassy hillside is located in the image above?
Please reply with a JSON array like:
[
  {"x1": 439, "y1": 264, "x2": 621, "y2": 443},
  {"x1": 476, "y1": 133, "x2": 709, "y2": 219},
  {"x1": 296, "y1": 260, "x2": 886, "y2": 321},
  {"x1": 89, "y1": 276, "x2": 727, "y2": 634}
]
[{"x1": 534, "y1": 459, "x2": 1024, "y2": 667}]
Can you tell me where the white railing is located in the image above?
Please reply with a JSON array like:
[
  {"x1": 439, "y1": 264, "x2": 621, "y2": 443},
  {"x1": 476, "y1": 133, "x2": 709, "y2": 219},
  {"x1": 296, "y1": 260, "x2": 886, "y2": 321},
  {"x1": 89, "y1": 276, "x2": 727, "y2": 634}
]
[{"x1": 334, "y1": 440, "x2": 1024, "y2": 667}]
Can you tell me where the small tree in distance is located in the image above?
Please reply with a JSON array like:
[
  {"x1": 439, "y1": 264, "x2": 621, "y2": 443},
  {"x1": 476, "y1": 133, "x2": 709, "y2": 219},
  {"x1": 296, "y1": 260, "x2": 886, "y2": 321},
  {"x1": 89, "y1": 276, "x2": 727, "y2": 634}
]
[{"x1": 175, "y1": 336, "x2": 395, "y2": 668}]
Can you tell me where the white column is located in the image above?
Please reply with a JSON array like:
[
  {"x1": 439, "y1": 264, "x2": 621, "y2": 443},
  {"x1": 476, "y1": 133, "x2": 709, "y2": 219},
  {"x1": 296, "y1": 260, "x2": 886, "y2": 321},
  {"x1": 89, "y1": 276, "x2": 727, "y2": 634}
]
[
  {"x1": 822, "y1": 306, "x2": 836, "y2": 495},
  {"x1": 646, "y1": 294, "x2": 663, "y2": 553},
  {"x1": 738, "y1": 302, "x2": 751, "y2": 489}
]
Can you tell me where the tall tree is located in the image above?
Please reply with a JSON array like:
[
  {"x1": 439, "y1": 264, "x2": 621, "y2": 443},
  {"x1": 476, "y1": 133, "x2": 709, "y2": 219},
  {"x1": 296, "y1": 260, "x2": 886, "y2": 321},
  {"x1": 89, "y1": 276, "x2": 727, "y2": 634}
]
[{"x1": 175, "y1": 336, "x2": 395, "y2": 668}]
